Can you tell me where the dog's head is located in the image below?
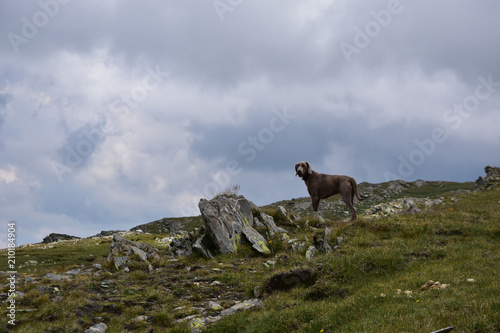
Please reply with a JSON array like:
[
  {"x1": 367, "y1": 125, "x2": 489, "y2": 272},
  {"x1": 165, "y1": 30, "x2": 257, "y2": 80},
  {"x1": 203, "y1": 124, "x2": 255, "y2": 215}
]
[{"x1": 295, "y1": 161, "x2": 312, "y2": 179}]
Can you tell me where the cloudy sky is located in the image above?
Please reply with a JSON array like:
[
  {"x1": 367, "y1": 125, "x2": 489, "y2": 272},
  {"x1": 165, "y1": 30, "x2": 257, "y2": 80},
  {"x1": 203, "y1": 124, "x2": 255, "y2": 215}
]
[{"x1": 1, "y1": 0, "x2": 499, "y2": 247}]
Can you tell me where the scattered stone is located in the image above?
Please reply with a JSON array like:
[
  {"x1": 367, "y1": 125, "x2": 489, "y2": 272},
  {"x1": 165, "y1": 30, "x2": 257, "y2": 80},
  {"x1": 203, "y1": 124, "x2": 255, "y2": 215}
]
[
  {"x1": 93, "y1": 263, "x2": 102, "y2": 269},
  {"x1": 170, "y1": 235, "x2": 193, "y2": 257},
  {"x1": 315, "y1": 227, "x2": 333, "y2": 253},
  {"x1": 189, "y1": 317, "x2": 208, "y2": 333},
  {"x1": 220, "y1": 299, "x2": 263, "y2": 316},
  {"x1": 264, "y1": 260, "x2": 276, "y2": 268},
  {"x1": 85, "y1": 322, "x2": 108, "y2": 333},
  {"x1": 44, "y1": 273, "x2": 66, "y2": 281},
  {"x1": 305, "y1": 245, "x2": 316, "y2": 260},
  {"x1": 107, "y1": 234, "x2": 160, "y2": 271},
  {"x1": 258, "y1": 212, "x2": 288, "y2": 235},
  {"x1": 65, "y1": 268, "x2": 81, "y2": 275},
  {"x1": 42, "y1": 233, "x2": 80, "y2": 244},
  {"x1": 210, "y1": 280, "x2": 222, "y2": 286},
  {"x1": 24, "y1": 276, "x2": 39, "y2": 283},
  {"x1": 131, "y1": 315, "x2": 148, "y2": 323},
  {"x1": 208, "y1": 301, "x2": 223, "y2": 311},
  {"x1": 467, "y1": 278, "x2": 476, "y2": 283},
  {"x1": 277, "y1": 205, "x2": 295, "y2": 225},
  {"x1": 265, "y1": 268, "x2": 315, "y2": 293},
  {"x1": 421, "y1": 280, "x2": 450, "y2": 291}
]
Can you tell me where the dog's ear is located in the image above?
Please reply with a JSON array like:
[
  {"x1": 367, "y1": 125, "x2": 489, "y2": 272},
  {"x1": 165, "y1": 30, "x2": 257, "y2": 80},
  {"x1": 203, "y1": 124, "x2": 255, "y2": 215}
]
[
  {"x1": 305, "y1": 161, "x2": 312, "y2": 174},
  {"x1": 295, "y1": 163, "x2": 299, "y2": 176}
]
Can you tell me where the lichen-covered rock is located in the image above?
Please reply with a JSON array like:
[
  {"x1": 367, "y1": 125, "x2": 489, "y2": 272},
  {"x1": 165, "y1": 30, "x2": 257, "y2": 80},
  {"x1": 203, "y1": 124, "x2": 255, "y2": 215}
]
[
  {"x1": 305, "y1": 245, "x2": 316, "y2": 260},
  {"x1": 242, "y1": 226, "x2": 270, "y2": 255}
]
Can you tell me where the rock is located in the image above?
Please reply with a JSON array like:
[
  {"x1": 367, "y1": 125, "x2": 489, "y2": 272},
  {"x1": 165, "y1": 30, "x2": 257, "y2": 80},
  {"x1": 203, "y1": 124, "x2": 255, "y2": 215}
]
[
  {"x1": 421, "y1": 280, "x2": 450, "y2": 291},
  {"x1": 85, "y1": 322, "x2": 108, "y2": 333},
  {"x1": 414, "y1": 179, "x2": 426, "y2": 187},
  {"x1": 264, "y1": 260, "x2": 276, "y2": 268},
  {"x1": 90, "y1": 230, "x2": 124, "y2": 238},
  {"x1": 476, "y1": 166, "x2": 500, "y2": 188},
  {"x1": 42, "y1": 233, "x2": 80, "y2": 244},
  {"x1": 170, "y1": 235, "x2": 193, "y2": 257},
  {"x1": 305, "y1": 245, "x2": 316, "y2": 260},
  {"x1": 93, "y1": 263, "x2": 102, "y2": 269},
  {"x1": 220, "y1": 299, "x2": 263, "y2": 316},
  {"x1": 278, "y1": 205, "x2": 295, "y2": 224},
  {"x1": 265, "y1": 268, "x2": 315, "y2": 293},
  {"x1": 132, "y1": 315, "x2": 148, "y2": 323},
  {"x1": 208, "y1": 301, "x2": 223, "y2": 311},
  {"x1": 189, "y1": 317, "x2": 208, "y2": 333},
  {"x1": 44, "y1": 273, "x2": 67, "y2": 281},
  {"x1": 258, "y1": 212, "x2": 288, "y2": 235},
  {"x1": 113, "y1": 256, "x2": 128, "y2": 270},
  {"x1": 314, "y1": 228, "x2": 333, "y2": 253},
  {"x1": 65, "y1": 268, "x2": 81, "y2": 275},
  {"x1": 242, "y1": 226, "x2": 271, "y2": 254},
  {"x1": 107, "y1": 234, "x2": 160, "y2": 271},
  {"x1": 193, "y1": 232, "x2": 215, "y2": 258},
  {"x1": 198, "y1": 195, "x2": 268, "y2": 255}
]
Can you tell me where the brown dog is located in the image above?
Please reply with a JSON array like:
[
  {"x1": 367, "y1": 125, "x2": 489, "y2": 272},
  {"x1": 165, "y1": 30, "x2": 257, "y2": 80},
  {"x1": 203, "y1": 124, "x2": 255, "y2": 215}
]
[{"x1": 295, "y1": 161, "x2": 363, "y2": 221}]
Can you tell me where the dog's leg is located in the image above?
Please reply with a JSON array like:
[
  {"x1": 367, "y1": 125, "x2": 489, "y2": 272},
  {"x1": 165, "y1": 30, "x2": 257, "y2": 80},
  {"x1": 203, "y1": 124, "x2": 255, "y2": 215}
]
[
  {"x1": 311, "y1": 196, "x2": 325, "y2": 222},
  {"x1": 311, "y1": 196, "x2": 320, "y2": 212},
  {"x1": 341, "y1": 185, "x2": 358, "y2": 221}
]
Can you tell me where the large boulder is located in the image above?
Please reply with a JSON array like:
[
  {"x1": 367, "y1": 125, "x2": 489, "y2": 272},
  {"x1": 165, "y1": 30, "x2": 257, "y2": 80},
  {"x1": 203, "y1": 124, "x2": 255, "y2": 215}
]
[{"x1": 198, "y1": 195, "x2": 269, "y2": 255}]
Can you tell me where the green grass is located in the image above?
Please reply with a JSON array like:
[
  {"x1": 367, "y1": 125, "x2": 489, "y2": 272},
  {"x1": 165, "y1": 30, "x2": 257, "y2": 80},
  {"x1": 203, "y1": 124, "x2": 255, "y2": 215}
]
[{"x1": 1, "y1": 182, "x2": 499, "y2": 332}]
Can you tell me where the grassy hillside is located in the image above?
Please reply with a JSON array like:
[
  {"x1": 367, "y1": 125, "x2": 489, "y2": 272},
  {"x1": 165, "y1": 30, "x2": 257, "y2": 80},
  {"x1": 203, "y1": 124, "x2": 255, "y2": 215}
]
[{"x1": 1, "y1": 180, "x2": 499, "y2": 332}]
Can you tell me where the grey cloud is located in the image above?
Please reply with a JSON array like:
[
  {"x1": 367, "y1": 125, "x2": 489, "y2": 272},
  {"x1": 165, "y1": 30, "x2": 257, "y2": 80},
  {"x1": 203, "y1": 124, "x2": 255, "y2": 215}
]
[{"x1": 1, "y1": 0, "x2": 500, "y2": 246}]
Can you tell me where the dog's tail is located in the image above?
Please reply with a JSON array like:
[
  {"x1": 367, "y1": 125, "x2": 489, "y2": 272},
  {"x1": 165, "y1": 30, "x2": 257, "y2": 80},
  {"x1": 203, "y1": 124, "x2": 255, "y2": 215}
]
[{"x1": 350, "y1": 178, "x2": 363, "y2": 201}]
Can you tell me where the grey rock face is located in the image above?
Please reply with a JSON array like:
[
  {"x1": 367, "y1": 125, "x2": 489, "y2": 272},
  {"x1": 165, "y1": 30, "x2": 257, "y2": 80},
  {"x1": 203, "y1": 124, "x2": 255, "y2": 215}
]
[
  {"x1": 198, "y1": 195, "x2": 269, "y2": 255},
  {"x1": 258, "y1": 212, "x2": 288, "y2": 235}
]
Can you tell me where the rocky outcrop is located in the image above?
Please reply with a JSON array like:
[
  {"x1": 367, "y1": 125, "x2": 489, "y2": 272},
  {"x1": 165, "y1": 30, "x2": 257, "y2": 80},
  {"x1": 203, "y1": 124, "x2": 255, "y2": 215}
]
[
  {"x1": 476, "y1": 166, "x2": 500, "y2": 189},
  {"x1": 107, "y1": 234, "x2": 160, "y2": 272},
  {"x1": 42, "y1": 233, "x2": 80, "y2": 244},
  {"x1": 198, "y1": 195, "x2": 270, "y2": 255}
]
